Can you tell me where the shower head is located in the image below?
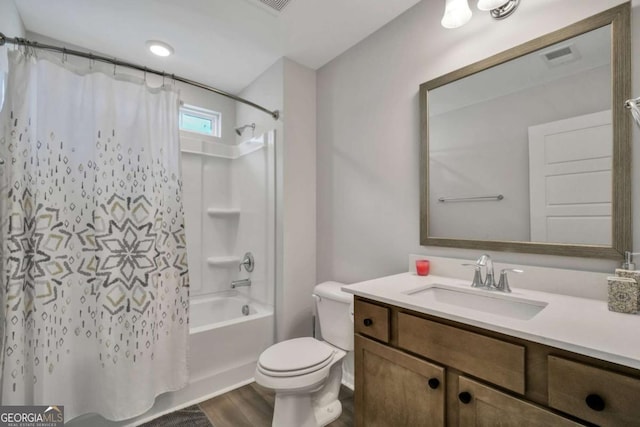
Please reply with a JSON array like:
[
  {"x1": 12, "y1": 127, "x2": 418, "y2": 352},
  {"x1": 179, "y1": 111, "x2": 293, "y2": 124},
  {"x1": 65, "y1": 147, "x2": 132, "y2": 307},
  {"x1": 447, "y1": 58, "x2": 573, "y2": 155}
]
[{"x1": 235, "y1": 123, "x2": 256, "y2": 136}]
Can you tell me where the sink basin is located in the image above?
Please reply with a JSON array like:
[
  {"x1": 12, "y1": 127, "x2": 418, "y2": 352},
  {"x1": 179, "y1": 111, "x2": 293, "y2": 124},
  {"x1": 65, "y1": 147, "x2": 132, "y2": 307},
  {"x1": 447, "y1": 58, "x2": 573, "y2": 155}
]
[{"x1": 405, "y1": 284, "x2": 547, "y2": 320}]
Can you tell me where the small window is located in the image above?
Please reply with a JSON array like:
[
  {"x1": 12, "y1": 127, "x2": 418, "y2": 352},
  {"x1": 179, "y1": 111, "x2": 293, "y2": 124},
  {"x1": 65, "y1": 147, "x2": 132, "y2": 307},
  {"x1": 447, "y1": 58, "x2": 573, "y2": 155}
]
[{"x1": 179, "y1": 104, "x2": 221, "y2": 138}]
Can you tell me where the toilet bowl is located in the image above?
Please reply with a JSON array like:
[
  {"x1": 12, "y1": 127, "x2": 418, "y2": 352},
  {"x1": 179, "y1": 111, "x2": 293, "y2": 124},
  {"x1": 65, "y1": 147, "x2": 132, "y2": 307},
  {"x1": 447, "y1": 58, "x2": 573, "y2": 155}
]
[{"x1": 255, "y1": 282, "x2": 353, "y2": 427}]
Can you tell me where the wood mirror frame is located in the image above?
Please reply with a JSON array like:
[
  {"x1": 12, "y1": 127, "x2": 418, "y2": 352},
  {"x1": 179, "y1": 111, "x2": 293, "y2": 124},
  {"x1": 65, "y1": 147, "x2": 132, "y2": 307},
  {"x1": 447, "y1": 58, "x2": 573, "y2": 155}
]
[{"x1": 419, "y1": 3, "x2": 631, "y2": 259}]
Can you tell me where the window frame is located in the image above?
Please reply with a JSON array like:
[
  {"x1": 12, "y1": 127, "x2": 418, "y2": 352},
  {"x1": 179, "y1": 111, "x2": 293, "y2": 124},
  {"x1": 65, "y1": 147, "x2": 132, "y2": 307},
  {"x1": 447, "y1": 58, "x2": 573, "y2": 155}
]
[{"x1": 179, "y1": 104, "x2": 222, "y2": 138}]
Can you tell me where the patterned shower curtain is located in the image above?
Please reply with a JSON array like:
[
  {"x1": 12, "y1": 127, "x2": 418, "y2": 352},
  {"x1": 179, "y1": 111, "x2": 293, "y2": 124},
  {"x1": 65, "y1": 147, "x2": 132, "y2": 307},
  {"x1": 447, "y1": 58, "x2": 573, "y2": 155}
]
[{"x1": 0, "y1": 50, "x2": 189, "y2": 421}]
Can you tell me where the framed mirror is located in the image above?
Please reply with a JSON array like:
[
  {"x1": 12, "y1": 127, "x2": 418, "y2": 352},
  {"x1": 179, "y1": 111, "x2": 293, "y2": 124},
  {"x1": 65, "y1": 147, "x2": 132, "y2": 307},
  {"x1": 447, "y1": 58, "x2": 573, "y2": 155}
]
[{"x1": 420, "y1": 4, "x2": 631, "y2": 259}]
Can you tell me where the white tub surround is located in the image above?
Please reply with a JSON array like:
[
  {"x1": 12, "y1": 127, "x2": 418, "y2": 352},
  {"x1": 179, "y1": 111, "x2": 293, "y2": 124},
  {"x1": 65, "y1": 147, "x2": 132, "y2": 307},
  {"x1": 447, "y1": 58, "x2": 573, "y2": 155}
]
[{"x1": 343, "y1": 265, "x2": 640, "y2": 370}]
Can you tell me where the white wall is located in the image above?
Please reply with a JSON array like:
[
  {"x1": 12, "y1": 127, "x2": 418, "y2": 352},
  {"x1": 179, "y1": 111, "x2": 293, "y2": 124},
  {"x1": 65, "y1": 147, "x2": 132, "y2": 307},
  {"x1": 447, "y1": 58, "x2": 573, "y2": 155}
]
[
  {"x1": 317, "y1": 0, "x2": 636, "y2": 288},
  {"x1": 237, "y1": 57, "x2": 317, "y2": 341},
  {"x1": 281, "y1": 59, "x2": 317, "y2": 339}
]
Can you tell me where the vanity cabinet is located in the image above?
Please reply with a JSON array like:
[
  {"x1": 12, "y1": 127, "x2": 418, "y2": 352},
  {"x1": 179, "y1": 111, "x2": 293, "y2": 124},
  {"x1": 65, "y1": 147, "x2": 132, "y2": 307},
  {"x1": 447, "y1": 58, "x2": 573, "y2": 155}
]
[
  {"x1": 355, "y1": 335, "x2": 445, "y2": 427},
  {"x1": 354, "y1": 297, "x2": 640, "y2": 427}
]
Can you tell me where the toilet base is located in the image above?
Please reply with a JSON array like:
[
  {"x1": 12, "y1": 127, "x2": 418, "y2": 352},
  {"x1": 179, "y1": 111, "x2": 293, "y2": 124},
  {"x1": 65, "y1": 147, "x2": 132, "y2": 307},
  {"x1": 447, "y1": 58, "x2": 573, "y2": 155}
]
[
  {"x1": 266, "y1": 352, "x2": 346, "y2": 427},
  {"x1": 271, "y1": 387, "x2": 343, "y2": 427},
  {"x1": 272, "y1": 393, "x2": 317, "y2": 427},
  {"x1": 314, "y1": 399, "x2": 342, "y2": 427}
]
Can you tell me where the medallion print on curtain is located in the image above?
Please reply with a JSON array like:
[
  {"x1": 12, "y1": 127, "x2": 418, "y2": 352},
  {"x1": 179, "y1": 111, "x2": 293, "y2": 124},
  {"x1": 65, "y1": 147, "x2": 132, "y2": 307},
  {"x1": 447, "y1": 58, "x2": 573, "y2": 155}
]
[{"x1": 0, "y1": 50, "x2": 190, "y2": 421}]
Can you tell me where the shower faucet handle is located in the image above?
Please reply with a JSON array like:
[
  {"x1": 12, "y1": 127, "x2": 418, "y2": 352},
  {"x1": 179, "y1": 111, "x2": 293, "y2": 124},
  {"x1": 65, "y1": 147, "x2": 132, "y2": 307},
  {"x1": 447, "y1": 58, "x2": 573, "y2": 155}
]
[{"x1": 239, "y1": 252, "x2": 255, "y2": 272}]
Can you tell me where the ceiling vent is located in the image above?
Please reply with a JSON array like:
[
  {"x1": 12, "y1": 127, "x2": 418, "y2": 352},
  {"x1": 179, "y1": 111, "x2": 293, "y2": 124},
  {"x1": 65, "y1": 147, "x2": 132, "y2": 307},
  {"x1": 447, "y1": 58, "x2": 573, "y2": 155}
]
[
  {"x1": 258, "y1": 0, "x2": 291, "y2": 12},
  {"x1": 540, "y1": 44, "x2": 581, "y2": 67}
]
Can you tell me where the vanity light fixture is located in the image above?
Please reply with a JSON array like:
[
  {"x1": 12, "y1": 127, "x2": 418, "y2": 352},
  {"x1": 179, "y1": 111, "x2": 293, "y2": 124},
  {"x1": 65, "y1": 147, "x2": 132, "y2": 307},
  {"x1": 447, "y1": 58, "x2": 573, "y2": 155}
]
[
  {"x1": 441, "y1": 0, "x2": 520, "y2": 29},
  {"x1": 146, "y1": 40, "x2": 174, "y2": 57},
  {"x1": 441, "y1": 0, "x2": 472, "y2": 29},
  {"x1": 477, "y1": 0, "x2": 520, "y2": 20}
]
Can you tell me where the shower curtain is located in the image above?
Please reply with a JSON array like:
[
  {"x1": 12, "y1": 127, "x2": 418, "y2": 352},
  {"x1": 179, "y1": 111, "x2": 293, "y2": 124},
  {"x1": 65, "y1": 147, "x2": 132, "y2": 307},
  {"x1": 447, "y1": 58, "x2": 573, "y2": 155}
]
[{"x1": 0, "y1": 50, "x2": 189, "y2": 421}]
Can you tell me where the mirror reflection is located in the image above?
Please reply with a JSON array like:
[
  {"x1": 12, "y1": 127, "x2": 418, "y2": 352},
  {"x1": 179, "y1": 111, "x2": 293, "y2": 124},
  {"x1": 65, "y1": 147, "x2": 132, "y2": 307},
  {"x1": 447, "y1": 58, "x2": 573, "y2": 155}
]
[{"x1": 428, "y1": 25, "x2": 612, "y2": 246}]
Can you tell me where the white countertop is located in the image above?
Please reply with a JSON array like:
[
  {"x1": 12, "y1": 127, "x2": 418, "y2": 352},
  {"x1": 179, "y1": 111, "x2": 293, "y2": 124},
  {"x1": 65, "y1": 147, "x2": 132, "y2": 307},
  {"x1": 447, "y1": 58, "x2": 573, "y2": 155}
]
[{"x1": 343, "y1": 272, "x2": 640, "y2": 370}]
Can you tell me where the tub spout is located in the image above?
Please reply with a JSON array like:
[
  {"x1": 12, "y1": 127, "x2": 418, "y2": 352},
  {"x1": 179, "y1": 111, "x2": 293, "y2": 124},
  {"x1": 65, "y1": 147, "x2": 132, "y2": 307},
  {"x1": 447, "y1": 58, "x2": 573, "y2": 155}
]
[{"x1": 231, "y1": 279, "x2": 252, "y2": 289}]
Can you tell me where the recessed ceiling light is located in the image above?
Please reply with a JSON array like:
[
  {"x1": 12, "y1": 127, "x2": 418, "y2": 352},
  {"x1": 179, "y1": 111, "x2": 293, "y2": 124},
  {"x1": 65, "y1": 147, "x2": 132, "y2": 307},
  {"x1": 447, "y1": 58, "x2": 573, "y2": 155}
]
[{"x1": 146, "y1": 40, "x2": 174, "y2": 57}]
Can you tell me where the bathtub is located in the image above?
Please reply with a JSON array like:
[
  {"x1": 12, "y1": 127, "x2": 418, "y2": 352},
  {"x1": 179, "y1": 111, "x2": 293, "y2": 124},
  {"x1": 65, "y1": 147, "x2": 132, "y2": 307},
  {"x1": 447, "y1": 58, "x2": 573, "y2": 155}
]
[
  {"x1": 190, "y1": 292, "x2": 268, "y2": 332},
  {"x1": 188, "y1": 291, "x2": 274, "y2": 383},
  {"x1": 68, "y1": 292, "x2": 274, "y2": 426}
]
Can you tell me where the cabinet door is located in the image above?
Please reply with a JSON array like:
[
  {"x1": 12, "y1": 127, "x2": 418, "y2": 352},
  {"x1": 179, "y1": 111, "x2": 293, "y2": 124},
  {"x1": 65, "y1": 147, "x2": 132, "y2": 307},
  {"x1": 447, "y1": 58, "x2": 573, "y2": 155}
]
[
  {"x1": 355, "y1": 335, "x2": 445, "y2": 427},
  {"x1": 458, "y1": 376, "x2": 585, "y2": 427}
]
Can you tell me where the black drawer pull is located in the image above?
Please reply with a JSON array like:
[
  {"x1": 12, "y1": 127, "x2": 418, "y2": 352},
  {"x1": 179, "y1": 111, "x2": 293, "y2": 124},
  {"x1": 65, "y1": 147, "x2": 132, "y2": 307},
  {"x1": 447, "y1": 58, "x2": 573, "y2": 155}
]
[
  {"x1": 363, "y1": 318, "x2": 373, "y2": 327},
  {"x1": 585, "y1": 394, "x2": 605, "y2": 412},
  {"x1": 458, "y1": 391, "x2": 472, "y2": 404},
  {"x1": 427, "y1": 378, "x2": 440, "y2": 389}
]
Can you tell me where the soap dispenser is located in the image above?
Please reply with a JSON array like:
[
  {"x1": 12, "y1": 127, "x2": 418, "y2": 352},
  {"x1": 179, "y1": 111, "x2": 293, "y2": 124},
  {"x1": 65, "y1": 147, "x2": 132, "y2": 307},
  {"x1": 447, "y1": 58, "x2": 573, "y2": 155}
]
[
  {"x1": 622, "y1": 251, "x2": 636, "y2": 270},
  {"x1": 611, "y1": 251, "x2": 640, "y2": 314}
]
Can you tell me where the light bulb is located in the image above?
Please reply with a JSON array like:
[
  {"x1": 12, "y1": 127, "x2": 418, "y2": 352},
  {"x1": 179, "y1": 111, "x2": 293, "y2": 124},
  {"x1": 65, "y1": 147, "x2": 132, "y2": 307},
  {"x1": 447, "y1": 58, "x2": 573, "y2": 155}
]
[{"x1": 441, "y1": 0, "x2": 472, "y2": 29}]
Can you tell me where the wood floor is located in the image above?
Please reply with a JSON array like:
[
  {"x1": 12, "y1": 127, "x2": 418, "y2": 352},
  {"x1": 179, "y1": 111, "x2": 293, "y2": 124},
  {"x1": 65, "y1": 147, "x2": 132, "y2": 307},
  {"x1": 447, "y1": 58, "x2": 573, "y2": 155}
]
[{"x1": 198, "y1": 382, "x2": 354, "y2": 427}]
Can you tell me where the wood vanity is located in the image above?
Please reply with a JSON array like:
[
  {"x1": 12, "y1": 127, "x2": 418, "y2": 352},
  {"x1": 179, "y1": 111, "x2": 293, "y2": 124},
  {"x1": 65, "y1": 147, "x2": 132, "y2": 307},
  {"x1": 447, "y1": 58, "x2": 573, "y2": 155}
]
[{"x1": 354, "y1": 297, "x2": 640, "y2": 426}]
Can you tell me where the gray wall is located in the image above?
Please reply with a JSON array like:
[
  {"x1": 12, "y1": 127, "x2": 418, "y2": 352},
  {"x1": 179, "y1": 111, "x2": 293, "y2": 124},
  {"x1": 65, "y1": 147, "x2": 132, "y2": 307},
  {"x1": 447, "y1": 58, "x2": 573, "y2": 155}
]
[{"x1": 317, "y1": 0, "x2": 638, "y2": 286}]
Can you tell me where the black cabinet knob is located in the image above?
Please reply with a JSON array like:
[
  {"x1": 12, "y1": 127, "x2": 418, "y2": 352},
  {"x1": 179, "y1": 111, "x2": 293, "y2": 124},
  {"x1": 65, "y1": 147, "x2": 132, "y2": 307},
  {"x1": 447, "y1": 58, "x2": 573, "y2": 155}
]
[
  {"x1": 458, "y1": 391, "x2": 472, "y2": 404},
  {"x1": 427, "y1": 378, "x2": 440, "y2": 389},
  {"x1": 585, "y1": 394, "x2": 605, "y2": 412},
  {"x1": 363, "y1": 318, "x2": 373, "y2": 327}
]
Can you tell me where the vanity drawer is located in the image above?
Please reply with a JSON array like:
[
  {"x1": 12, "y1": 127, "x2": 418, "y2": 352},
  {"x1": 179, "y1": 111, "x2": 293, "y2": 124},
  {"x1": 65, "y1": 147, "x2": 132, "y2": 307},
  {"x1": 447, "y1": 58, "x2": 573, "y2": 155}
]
[
  {"x1": 397, "y1": 313, "x2": 525, "y2": 394},
  {"x1": 458, "y1": 376, "x2": 584, "y2": 426},
  {"x1": 548, "y1": 356, "x2": 640, "y2": 426},
  {"x1": 354, "y1": 299, "x2": 390, "y2": 343}
]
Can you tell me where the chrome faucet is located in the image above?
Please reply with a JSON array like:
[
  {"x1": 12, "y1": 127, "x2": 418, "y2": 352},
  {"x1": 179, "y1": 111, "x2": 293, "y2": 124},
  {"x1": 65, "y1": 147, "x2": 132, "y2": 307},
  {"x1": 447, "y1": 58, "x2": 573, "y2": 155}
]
[
  {"x1": 495, "y1": 268, "x2": 523, "y2": 293},
  {"x1": 476, "y1": 254, "x2": 496, "y2": 289},
  {"x1": 465, "y1": 254, "x2": 523, "y2": 292},
  {"x1": 462, "y1": 263, "x2": 484, "y2": 288}
]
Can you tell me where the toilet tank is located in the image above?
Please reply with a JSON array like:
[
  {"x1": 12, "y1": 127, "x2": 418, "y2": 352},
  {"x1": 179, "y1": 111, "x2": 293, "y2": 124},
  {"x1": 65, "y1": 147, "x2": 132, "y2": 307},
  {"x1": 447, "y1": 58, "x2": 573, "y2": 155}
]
[{"x1": 313, "y1": 281, "x2": 354, "y2": 351}]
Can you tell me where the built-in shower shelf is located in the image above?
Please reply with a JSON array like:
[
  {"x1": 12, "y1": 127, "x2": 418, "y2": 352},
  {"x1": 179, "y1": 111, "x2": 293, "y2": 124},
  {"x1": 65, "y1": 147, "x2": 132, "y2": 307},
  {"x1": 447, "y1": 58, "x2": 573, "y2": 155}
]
[
  {"x1": 207, "y1": 208, "x2": 241, "y2": 217},
  {"x1": 207, "y1": 256, "x2": 242, "y2": 267}
]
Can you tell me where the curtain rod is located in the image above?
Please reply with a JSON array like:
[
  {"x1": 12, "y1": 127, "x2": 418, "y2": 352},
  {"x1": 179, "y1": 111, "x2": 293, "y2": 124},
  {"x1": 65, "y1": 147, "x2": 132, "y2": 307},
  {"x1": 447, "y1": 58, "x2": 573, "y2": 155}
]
[{"x1": 0, "y1": 32, "x2": 280, "y2": 120}]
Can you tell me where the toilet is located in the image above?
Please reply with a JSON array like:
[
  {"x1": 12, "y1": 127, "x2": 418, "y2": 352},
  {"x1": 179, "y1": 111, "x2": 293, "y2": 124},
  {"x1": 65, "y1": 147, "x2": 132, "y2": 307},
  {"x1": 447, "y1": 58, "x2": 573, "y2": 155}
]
[{"x1": 255, "y1": 281, "x2": 353, "y2": 427}]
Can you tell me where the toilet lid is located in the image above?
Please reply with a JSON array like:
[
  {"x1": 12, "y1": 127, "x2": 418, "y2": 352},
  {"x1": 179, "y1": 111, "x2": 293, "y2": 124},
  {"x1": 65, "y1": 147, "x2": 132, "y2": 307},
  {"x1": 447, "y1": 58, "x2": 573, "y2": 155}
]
[{"x1": 258, "y1": 337, "x2": 335, "y2": 373}]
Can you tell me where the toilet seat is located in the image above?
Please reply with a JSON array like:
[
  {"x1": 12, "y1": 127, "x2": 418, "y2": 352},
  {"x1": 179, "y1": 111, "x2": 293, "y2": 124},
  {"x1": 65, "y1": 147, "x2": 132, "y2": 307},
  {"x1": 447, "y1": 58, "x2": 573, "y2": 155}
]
[{"x1": 257, "y1": 337, "x2": 336, "y2": 377}]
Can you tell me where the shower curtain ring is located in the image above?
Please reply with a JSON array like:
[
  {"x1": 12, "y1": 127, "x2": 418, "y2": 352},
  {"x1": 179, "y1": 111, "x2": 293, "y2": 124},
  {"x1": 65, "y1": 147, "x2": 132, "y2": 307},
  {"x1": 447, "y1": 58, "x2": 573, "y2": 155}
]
[
  {"x1": 162, "y1": 72, "x2": 165, "y2": 87},
  {"x1": 89, "y1": 53, "x2": 94, "y2": 70},
  {"x1": 113, "y1": 60, "x2": 117, "y2": 76}
]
